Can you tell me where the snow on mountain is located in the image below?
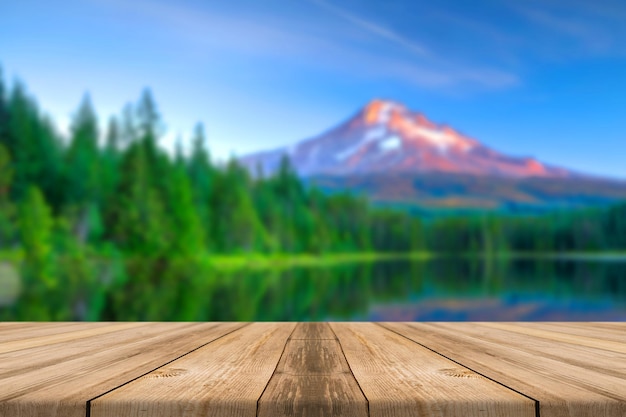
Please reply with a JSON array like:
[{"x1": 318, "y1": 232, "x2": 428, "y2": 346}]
[{"x1": 240, "y1": 99, "x2": 574, "y2": 179}]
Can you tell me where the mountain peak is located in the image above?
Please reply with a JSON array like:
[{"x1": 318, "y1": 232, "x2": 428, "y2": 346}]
[
  {"x1": 362, "y1": 99, "x2": 405, "y2": 125},
  {"x1": 240, "y1": 100, "x2": 576, "y2": 179}
]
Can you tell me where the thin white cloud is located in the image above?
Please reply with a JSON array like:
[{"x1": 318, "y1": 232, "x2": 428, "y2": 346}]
[
  {"x1": 521, "y1": 8, "x2": 611, "y2": 51},
  {"x1": 501, "y1": 0, "x2": 626, "y2": 58},
  {"x1": 308, "y1": 0, "x2": 429, "y2": 57},
  {"x1": 89, "y1": 0, "x2": 518, "y2": 91},
  {"x1": 384, "y1": 60, "x2": 519, "y2": 89}
]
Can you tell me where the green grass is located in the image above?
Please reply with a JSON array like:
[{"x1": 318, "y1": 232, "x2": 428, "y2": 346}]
[
  {"x1": 3, "y1": 248, "x2": 626, "y2": 273},
  {"x1": 205, "y1": 251, "x2": 434, "y2": 271}
]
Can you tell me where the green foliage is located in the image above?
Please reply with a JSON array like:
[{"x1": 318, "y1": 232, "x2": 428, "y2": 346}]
[
  {"x1": 106, "y1": 142, "x2": 168, "y2": 256},
  {"x1": 6, "y1": 84, "x2": 63, "y2": 204},
  {"x1": 2, "y1": 73, "x2": 626, "y2": 321},
  {"x1": 65, "y1": 94, "x2": 101, "y2": 206},
  {"x1": 0, "y1": 143, "x2": 12, "y2": 201},
  {"x1": 164, "y1": 166, "x2": 204, "y2": 257},
  {"x1": 19, "y1": 186, "x2": 56, "y2": 289}
]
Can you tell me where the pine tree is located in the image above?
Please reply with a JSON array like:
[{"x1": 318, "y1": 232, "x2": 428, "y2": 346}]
[
  {"x1": 165, "y1": 166, "x2": 204, "y2": 258},
  {"x1": 120, "y1": 103, "x2": 137, "y2": 146},
  {"x1": 66, "y1": 94, "x2": 100, "y2": 199},
  {"x1": 19, "y1": 186, "x2": 55, "y2": 287},
  {"x1": 106, "y1": 142, "x2": 167, "y2": 256},
  {"x1": 0, "y1": 67, "x2": 10, "y2": 152},
  {"x1": 64, "y1": 94, "x2": 102, "y2": 242},
  {"x1": 137, "y1": 89, "x2": 161, "y2": 139},
  {"x1": 7, "y1": 83, "x2": 63, "y2": 205},
  {"x1": 0, "y1": 143, "x2": 12, "y2": 201},
  {"x1": 0, "y1": 143, "x2": 16, "y2": 247},
  {"x1": 187, "y1": 123, "x2": 213, "y2": 248},
  {"x1": 101, "y1": 116, "x2": 121, "y2": 204},
  {"x1": 211, "y1": 160, "x2": 269, "y2": 252}
]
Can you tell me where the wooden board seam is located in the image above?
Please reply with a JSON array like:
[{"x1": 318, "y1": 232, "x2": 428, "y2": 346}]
[
  {"x1": 84, "y1": 322, "x2": 250, "y2": 417},
  {"x1": 329, "y1": 323, "x2": 371, "y2": 417},
  {"x1": 377, "y1": 323, "x2": 541, "y2": 417},
  {"x1": 255, "y1": 323, "x2": 299, "y2": 417}
]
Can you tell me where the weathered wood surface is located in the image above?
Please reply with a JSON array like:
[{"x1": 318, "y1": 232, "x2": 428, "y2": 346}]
[
  {"x1": 0, "y1": 322, "x2": 245, "y2": 417},
  {"x1": 258, "y1": 323, "x2": 368, "y2": 417},
  {"x1": 331, "y1": 322, "x2": 535, "y2": 417},
  {"x1": 382, "y1": 322, "x2": 626, "y2": 417},
  {"x1": 91, "y1": 322, "x2": 296, "y2": 417},
  {"x1": 0, "y1": 322, "x2": 625, "y2": 417}
]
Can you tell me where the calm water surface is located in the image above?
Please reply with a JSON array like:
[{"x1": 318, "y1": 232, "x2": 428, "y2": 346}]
[{"x1": 1, "y1": 257, "x2": 626, "y2": 321}]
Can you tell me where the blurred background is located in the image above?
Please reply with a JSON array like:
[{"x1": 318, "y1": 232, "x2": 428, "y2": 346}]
[{"x1": 1, "y1": 0, "x2": 626, "y2": 321}]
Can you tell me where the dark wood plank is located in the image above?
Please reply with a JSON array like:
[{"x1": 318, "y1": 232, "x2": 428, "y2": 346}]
[
  {"x1": 290, "y1": 322, "x2": 336, "y2": 339},
  {"x1": 258, "y1": 323, "x2": 368, "y2": 417}
]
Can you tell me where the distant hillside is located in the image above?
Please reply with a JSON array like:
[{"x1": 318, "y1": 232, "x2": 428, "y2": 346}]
[
  {"x1": 308, "y1": 173, "x2": 626, "y2": 213},
  {"x1": 241, "y1": 99, "x2": 626, "y2": 211}
]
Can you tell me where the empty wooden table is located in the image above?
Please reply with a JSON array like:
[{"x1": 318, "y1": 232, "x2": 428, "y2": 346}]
[{"x1": 0, "y1": 322, "x2": 625, "y2": 417}]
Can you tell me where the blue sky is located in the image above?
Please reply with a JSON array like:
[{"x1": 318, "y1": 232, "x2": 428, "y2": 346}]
[{"x1": 1, "y1": 0, "x2": 625, "y2": 178}]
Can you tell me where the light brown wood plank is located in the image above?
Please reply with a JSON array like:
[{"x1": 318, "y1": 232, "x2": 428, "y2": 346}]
[
  {"x1": 258, "y1": 323, "x2": 368, "y2": 417},
  {"x1": 383, "y1": 322, "x2": 626, "y2": 417},
  {"x1": 91, "y1": 322, "x2": 296, "y2": 417},
  {"x1": 0, "y1": 322, "x2": 144, "y2": 354},
  {"x1": 0, "y1": 323, "x2": 153, "y2": 378},
  {"x1": 509, "y1": 322, "x2": 626, "y2": 344},
  {"x1": 0, "y1": 323, "x2": 182, "y2": 378},
  {"x1": 481, "y1": 322, "x2": 626, "y2": 355},
  {"x1": 0, "y1": 322, "x2": 245, "y2": 417},
  {"x1": 331, "y1": 322, "x2": 535, "y2": 417},
  {"x1": 0, "y1": 322, "x2": 118, "y2": 343}
]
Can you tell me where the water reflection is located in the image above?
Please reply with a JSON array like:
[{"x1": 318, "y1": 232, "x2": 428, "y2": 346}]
[{"x1": 1, "y1": 257, "x2": 626, "y2": 321}]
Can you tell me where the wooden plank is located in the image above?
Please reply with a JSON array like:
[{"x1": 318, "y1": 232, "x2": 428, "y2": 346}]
[
  {"x1": 258, "y1": 323, "x2": 368, "y2": 417},
  {"x1": 0, "y1": 323, "x2": 182, "y2": 379},
  {"x1": 0, "y1": 322, "x2": 118, "y2": 343},
  {"x1": 331, "y1": 322, "x2": 535, "y2": 417},
  {"x1": 382, "y1": 322, "x2": 626, "y2": 417},
  {"x1": 0, "y1": 322, "x2": 245, "y2": 417},
  {"x1": 91, "y1": 322, "x2": 296, "y2": 417},
  {"x1": 494, "y1": 322, "x2": 626, "y2": 348},
  {"x1": 480, "y1": 322, "x2": 626, "y2": 355},
  {"x1": 290, "y1": 321, "x2": 336, "y2": 339},
  {"x1": 0, "y1": 322, "x2": 143, "y2": 354}
]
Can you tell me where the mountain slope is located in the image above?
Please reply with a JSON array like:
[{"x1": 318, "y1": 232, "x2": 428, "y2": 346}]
[
  {"x1": 240, "y1": 99, "x2": 626, "y2": 211},
  {"x1": 241, "y1": 99, "x2": 574, "y2": 178}
]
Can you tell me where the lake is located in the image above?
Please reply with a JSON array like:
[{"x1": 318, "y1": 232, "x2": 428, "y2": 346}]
[{"x1": 1, "y1": 257, "x2": 626, "y2": 321}]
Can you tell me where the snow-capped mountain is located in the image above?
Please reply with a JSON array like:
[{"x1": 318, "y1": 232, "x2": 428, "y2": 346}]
[
  {"x1": 240, "y1": 99, "x2": 574, "y2": 178},
  {"x1": 239, "y1": 99, "x2": 626, "y2": 210}
]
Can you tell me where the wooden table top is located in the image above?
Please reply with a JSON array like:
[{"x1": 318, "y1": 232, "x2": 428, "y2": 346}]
[{"x1": 0, "y1": 322, "x2": 625, "y2": 417}]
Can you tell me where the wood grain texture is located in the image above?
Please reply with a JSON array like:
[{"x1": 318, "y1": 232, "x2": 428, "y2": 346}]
[
  {"x1": 258, "y1": 323, "x2": 368, "y2": 417},
  {"x1": 382, "y1": 322, "x2": 626, "y2": 417},
  {"x1": 290, "y1": 322, "x2": 336, "y2": 339},
  {"x1": 482, "y1": 322, "x2": 626, "y2": 354},
  {"x1": 507, "y1": 322, "x2": 626, "y2": 344},
  {"x1": 90, "y1": 322, "x2": 296, "y2": 417},
  {"x1": 0, "y1": 322, "x2": 109, "y2": 342},
  {"x1": 2, "y1": 322, "x2": 625, "y2": 417},
  {"x1": 0, "y1": 322, "x2": 245, "y2": 417},
  {"x1": 0, "y1": 322, "x2": 143, "y2": 354},
  {"x1": 331, "y1": 322, "x2": 535, "y2": 417}
]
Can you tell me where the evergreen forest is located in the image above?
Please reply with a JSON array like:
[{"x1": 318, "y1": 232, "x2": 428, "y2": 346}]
[{"x1": 1, "y1": 70, "x2": 625, "y2": 320}]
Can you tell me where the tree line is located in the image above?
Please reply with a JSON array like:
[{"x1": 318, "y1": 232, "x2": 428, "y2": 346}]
[{"x1": 1, "y1": 70, "x2": 625, "y2": 290}]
